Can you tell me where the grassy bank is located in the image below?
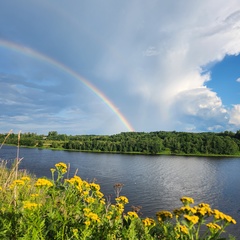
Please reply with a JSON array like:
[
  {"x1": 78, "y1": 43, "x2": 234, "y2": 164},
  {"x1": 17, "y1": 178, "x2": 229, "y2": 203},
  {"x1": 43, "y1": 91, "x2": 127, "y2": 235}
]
[{"x1": 0, "y1": 160, "x2": 237, "y2": 239}]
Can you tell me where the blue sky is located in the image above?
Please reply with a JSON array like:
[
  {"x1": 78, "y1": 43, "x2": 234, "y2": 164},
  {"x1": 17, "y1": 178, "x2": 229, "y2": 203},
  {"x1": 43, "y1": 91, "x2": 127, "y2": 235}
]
[{"x1": 0, "y1": 0, "x2": 240, "y2": 135}]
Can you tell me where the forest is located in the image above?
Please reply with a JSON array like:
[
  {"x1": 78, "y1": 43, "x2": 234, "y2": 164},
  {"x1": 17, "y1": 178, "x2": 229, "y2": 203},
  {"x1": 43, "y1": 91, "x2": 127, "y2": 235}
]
[{"x1": 1, "y1": 130, "x2": 240, "y2": 156}]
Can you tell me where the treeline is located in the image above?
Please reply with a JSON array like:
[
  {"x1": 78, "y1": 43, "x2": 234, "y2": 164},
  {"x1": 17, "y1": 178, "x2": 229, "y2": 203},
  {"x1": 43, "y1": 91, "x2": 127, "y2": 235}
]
[{"x1": 1, "y1": 130, "x2": 240, "y2": 155}]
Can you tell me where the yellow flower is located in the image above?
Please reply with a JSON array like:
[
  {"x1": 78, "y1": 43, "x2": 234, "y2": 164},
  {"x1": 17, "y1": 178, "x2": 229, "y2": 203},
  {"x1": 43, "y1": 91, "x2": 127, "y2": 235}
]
[
  {"x1": 106, "y1": 211, "x2": 113, "y2": 220},
  {"x1": 55, "y1": 162, "x2": 67, "y2": 169},
  {"x1": 90, "y1": 213, "x2": 100, "y2": 222},
  {"x1": 85, "y1": 212, "x2": 101, "y2": 223},
  {"x1": 82, "y1": 190, "x2": 89, "y2": 196},
  {"x1": 156, "y1": 211, "x2": 173, "y2": 222},
  {"x1": 90, "y1": 183, "x2": 100, "y2": 191},
  {"x1": 206, "y1": 222, "x2": 221, "y2": 230},
  {"x1": 142, "y1": 217, "x2": 155, "y2": 226},
  {"x1": 83, "y1": 208, "x2": 91, "y2": 214},
  {"x1": 66, "y1": 176, "x2": 83, "y2": 192},
  {"x1": 180, "y1": 197, "x2": 194, "y2": 205},
  {"x1": 179, "y1": 225, "x2": 189, "y2": 235},
  {"x1": 115, "y1": 196, "x2": 129, "y2": 204},
  {"x1": 196, "y1": 205, "x2": 213, "y2": 216},
  {"x1": 96, "y1": 191, "x2": 104, "y2": 199},
  {"x1": 82, "y1": 180, "x2": 90, "y2": 189},
  {"x1": 35, "y1": 178, "x2": 53, "y2": 187},
  {"x1": 21, "y1": 176, "x2": 30, "y2": 181},
  {"x1": 179, "y1": 206, "x2": 197, "y2": 214},
  {"x1": 23, "y1": 201, "x2": 41, "y2": 210},
  {"x1": 212, "y1": 209, "x2": 226, "y2": 220},
  {"x1": 55, "y1": 162, "x2": 67, "y2": 173},
  {"x1": 13, "y1": 180, "x2": 25, "y2": 186},
  {"x1": 127, "y1": 211, "x2": 138, "y2": 218},
  {"x1": 224, "y1": 215, "x2": 237, "y2": 224},
  {"x1": 198, "y1": 203, "x2": 210, "y2": 208},
  {"x1": 116, "y1": 203, "x2": 124, "y2": 214},
  {"x1": 85, "y1": 197, "x2": 95, "y2": 204},
  {"x1": 9, "y1": 180, "x2": 25, "y2": 189},
  {"x1": 30, "y1": 193, "x2": 39, "y2": 198},
  {"x1": 84, "y1": 220, "x2": 91, "y2": 226},
  {"x1": 184, "y1": 215, "x2": 199, "y2": 224}
]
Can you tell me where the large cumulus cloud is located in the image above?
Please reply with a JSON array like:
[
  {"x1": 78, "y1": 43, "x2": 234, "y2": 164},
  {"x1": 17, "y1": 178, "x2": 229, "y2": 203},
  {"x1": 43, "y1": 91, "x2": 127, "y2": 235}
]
[{"x1": 96, "y1": 0, "x2": 240, "y2": 132}]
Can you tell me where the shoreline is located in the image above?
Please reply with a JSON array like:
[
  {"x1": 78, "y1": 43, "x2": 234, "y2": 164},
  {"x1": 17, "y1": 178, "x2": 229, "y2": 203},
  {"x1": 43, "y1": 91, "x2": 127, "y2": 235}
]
[{"x1": 4, "y1": 144, "x2": 240, "y2": 158}]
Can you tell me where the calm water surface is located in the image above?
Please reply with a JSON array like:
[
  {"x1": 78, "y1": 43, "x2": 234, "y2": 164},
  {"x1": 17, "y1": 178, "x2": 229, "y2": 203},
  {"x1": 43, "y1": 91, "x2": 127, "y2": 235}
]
[{"x1": 1, "y1": 145, "x2": 240, "y2": 237}]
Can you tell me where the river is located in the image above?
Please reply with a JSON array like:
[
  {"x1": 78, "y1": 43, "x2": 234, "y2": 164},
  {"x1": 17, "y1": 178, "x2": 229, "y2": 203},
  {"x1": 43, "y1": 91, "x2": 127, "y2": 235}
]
[{"x1": 1, "y1": 145, "x2": 240, "y2": 238}]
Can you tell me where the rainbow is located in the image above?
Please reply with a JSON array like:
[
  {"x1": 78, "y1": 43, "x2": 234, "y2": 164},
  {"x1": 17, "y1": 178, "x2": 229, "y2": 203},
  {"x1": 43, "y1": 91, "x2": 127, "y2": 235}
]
[{"x1": 0, "y1": 39, "x2": 135, "y2": 132}]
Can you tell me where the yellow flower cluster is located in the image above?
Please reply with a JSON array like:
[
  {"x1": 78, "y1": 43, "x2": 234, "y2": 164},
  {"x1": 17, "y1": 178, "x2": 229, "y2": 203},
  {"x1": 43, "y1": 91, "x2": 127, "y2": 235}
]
[
  {"x1": 82, "y1": 180, "x2": 90, "y2": 190},
  {"x1": 180, "y1": 197, "x2": 194, "y2": 205},
  {"x1": 194, "y1": 203, "x2": 212, "y2": 216},
  {"x1": 85, "y1": 197, "x2": 95, "y2": 204},
  {"x1": 35, "y1": 178, "x2": 53, "y2": 187},
  {"x1": 127, "y1": 211, "x2": 138, "y2": 218},
  {"x1": 142, "y1": 217, "x2": 155, "y2": 227},
  {"x1": 184, "y1": 214, "x2": 199, "y2": 224},
  {"x1": 10, "y1": 179, "x2": 25, "y2": 188},
  {"x1": 206, "y1": 222, "x2": 222, "y2": 230},
  {"x1": 90, "y1": 183, "x2": 100, "y2": 191},
  {"x1": 176, "y1": 225, "x2": 189, "y2": 235},
  {"x1": 172, "y1": 196, "x2": 237, "y2": 237},
  {"x1": 83, "y1": 208, "x2": 91, "y2": 214},
  {"x1": 96, "y1": 191, "x2": 104, "y2": 199},
  {"x1": 176, "y1": 206, "x2": 197, "y2": 215},
  {"x1": 21, "y1": 176, "x2": 30, "y2": 181},
  {"x1": 84, "y1": 212, "x2": 101, "y2": 223},
  {"x1": 9, "y1": 178, "x2": 30, "y2": 189},
  {"x1": 116, "y1": 203, "x2": 124, "y2": 214},
  {"x1": 115, "y1": 196, "x2": 129, "y2": 204},
  {"x1": 55, "y1": 162, "x2": 67, "y2": 169},
  {"x1": 213, "y1": 209, "x2": 236, "y2": 224},
  {"x1": 84, "y1": 220, "x2": 91, "y2": 226},
  {"x1": 156, "y1": 211, "x2": 173, "y2": 222},
  {"x1": 175, "y1": 203, "x2": 212, "y2": 217},
  {"x1": 23, "y1": 201, "x2": 41, "y2": 210},
  {"x1": 66, "y1": 176, "x2": 83, "y2": 191},
  {"x1": 55, "y1": 162, "x2": 67, "y2": 173}
]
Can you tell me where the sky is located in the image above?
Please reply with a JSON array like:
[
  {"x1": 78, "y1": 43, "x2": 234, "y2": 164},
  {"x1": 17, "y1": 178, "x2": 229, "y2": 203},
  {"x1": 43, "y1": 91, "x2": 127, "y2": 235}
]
[{"x1": 0, "y1": 0, "x2": 240, "y2": 135}]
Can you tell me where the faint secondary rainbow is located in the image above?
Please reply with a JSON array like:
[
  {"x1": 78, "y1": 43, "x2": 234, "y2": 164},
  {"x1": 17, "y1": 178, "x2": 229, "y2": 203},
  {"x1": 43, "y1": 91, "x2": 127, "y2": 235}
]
[{"x1": 0, "y1": 39, "x2": 135, "y2": 132}]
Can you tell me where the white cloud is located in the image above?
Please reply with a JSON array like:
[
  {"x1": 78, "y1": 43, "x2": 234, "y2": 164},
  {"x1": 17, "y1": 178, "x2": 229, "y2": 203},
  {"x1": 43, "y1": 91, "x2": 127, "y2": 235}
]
[
  {"x1": 236, "y1": 78, "x2": 240, "y2": 82},
  {"x1": 95, "y1": 0, "x2": 240, "y2": 132},
  {"x1": 229, "y1": 105, "x2": 240, "y2": 126},
  {"x1": 172, "y1": 88, "x2": 226, "y2": 117},
  {"x1": 170, "y1": 88, "x2": 229, "y2": 131}
]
